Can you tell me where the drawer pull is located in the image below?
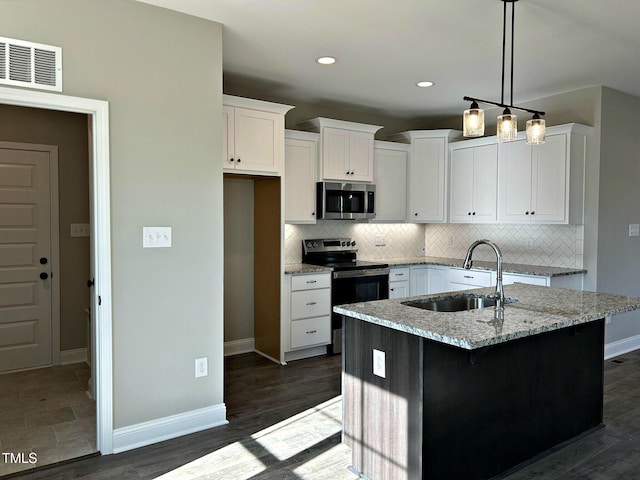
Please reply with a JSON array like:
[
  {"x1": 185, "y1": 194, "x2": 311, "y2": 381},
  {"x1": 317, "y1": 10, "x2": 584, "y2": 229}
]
[
  {"x1": 464, "y1": 275, "x2": 474, "y2": 279},
  {"x1": 306, "y1": 301, "x2": 317, "y2": 306},
  {"x1": 306, "y1": 330, "x2": 317, "y2": 334},
  {"x1": 395, "y1": 273, "x2": 404, "y2": 277},
  {"x1": 306, "y1": 280, "x2": 317, "y2": 284}
]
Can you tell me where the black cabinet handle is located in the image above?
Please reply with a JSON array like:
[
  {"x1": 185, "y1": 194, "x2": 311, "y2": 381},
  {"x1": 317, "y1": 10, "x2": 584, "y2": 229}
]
[
  {"x1": 472, "y1": 212, "x2": 476, "y2": 215},
  {"x1": 468, "y1": 212, "x2": 471, "y2": 216},
  {"x1": 531, "y1": 211, "x2": 535, "y2": 215},
  {"x1": 414, "y1": 213, "x2": 418, "y2": 216},
  {"x1": 229, "y1": 157, "x2": 235, "y2": 163},
  {"x1": 87, "y1": 278, "x2": 95, "y2": 288},
  {"x1": 237, "y1": 158, "x2": 241, "y2": 163},
  {"x1": 525, "y1": 211, "x2": 530, "y2": 215},
  {"x1": 40, "y1": 272, "x2": 49, "y2": 280}
]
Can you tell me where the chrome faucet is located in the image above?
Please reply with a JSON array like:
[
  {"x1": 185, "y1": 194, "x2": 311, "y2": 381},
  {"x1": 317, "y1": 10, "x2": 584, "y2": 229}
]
[{"x1": 463, "y1": 239, "x2": 504, "y2": 309}]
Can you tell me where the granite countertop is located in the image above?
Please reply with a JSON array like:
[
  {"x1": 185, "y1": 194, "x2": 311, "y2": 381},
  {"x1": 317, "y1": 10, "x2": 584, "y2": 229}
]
[
  {"x1": 284, "y1": 263, "x2": 332, "y2": 274},
  {"x1": 334, "y1": 283, "x2": 640, "y2": 350},
  {"x1": 381, "y1": 256, "x2": 586, "y2": 277}
]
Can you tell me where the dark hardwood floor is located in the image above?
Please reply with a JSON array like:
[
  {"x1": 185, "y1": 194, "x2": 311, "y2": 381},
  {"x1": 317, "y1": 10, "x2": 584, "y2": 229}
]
[{"x1": 4, "y1": 349, "x2": 640, "y2": 480}]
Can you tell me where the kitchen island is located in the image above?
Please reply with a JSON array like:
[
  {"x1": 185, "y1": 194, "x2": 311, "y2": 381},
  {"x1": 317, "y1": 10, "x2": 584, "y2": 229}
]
[{"x1": 335, "y1": 284, "x2": 640, "y2": 480}]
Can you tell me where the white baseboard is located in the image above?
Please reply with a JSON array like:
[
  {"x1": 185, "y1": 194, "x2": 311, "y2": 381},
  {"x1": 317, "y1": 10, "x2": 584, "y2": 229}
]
[
  {"x1": 60, "y1": 347, "x2": 88, "y2": 365},
  {"x1": 604, "y1": 334, "x2": 640, "y2": 360},
  {"x1": 224, "y1": 337, "x2": 255, "y2": 356},
  {"x1": 112, "y1": 403, "x2": 228, "y2": 454}
]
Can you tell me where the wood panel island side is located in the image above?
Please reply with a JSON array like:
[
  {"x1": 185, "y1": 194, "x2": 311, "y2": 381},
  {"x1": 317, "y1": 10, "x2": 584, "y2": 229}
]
[{"x1": 335, "y1": 283, "x2": 640, "y2": 480}]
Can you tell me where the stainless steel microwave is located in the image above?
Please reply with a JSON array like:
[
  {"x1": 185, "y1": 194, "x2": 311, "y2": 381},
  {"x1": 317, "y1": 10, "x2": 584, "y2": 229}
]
[{"x1": 316, "y1": 182, "x2": 376, "y2": 220}]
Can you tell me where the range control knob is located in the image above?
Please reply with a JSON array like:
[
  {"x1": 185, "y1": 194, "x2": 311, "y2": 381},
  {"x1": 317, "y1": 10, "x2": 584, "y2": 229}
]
[
  {"x1": 341, "y1": 241, "x2": 346, "y2": 246},
  {"x1": 351, "y1": 240, "x2": 357, "y2": 247}
]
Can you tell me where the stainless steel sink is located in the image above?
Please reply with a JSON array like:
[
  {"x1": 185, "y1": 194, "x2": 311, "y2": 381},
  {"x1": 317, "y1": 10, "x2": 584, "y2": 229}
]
[{"x1": 402, "y1": 294, "x2": 515, "y2": 312}]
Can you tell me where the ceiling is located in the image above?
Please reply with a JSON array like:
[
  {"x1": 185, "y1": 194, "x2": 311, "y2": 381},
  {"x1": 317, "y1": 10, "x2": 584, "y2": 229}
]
[{"x1": 137, "y1": 0, "x2": 640, "y2": 120}]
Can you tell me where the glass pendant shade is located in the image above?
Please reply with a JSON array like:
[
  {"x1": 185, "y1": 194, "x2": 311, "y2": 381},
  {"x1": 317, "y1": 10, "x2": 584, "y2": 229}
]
[
  {"x1": 463, "y1": 102, "x2": 485, "y2": 137},
  {"x1": 526, "y1": 115, "x2": 546, "y2": 145},
  {"x1": 497, "y1": 109, "x2": 517, "y2": 142}
]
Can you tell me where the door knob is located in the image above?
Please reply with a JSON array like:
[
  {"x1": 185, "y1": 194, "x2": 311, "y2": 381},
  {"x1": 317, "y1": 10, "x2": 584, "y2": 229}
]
[
  {"x1": 40, "y1": 257, "x2": 48, "y2": 265},
  {"x1": 40, "y1": 272, "x2": 49, "y2": 280}
]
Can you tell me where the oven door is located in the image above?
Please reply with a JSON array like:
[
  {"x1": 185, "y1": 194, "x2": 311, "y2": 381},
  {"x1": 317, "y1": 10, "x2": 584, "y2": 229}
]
[{"x1": 331, "y1": 267, "x2": 389, "y2": 354}]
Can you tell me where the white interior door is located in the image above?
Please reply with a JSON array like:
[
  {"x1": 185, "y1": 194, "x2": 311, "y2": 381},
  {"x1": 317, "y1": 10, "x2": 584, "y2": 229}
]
[{"x1": 0, "y1": 142, "x2": 56, "y2": 372}]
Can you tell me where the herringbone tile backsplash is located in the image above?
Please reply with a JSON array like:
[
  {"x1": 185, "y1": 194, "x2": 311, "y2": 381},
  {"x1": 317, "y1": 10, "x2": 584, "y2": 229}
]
[
  {"x1": 285, "y1": 222, "x2": 426, "y2": 264},
  {"x1": 425, "y1": 224, "x2": 583, "y2": 268},
  {"x1": 285, "y1": 222, "x2": 583, "y2": 268}
]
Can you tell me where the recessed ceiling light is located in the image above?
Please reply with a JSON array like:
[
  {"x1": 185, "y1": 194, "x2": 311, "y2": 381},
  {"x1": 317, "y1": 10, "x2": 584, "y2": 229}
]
[
  {"x1": 416, "y1": 81, "x2": 434, "y2": 88},
  {"x1": 316, "y1": 56, "x2": 336, "y2": 65}
]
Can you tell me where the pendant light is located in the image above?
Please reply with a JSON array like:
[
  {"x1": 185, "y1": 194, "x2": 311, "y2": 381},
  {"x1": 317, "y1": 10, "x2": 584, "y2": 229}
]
[{"x1": 462, "y1": 0, "x2": 545, "y2": 145}]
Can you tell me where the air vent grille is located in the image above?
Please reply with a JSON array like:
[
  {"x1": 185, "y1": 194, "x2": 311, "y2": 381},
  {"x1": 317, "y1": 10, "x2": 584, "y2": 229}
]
[{"x1": 0, "y1": 37, "x2": 62, "y2": 91}]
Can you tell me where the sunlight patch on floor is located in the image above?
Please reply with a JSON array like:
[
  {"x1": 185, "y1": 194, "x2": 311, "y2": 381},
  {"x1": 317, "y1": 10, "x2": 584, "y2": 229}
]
[
  {"x1": 251, "y1": 395, "x2": 342, "y2": 461},
  {"x1": 156, "y1": 395, "x2": 352, "y2": 480}
]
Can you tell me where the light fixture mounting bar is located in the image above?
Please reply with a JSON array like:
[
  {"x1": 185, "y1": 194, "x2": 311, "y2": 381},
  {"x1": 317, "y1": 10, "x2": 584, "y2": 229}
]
[{"x1": 463, "y1": 96, "x2": 545, "y2": 117}]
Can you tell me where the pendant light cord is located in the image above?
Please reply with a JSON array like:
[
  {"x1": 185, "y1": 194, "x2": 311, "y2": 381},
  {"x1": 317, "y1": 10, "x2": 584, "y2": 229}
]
[
  {"x1": 510, "y1": 1, "x2": 515, "y2": 106},
  {"x1": 501, "y1": 0, "x2": 507, "y2": 105}
]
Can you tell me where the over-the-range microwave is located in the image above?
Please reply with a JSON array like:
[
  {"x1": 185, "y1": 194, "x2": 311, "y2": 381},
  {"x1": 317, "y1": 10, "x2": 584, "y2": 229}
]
[{"x1": 316, "y1": 182, "x2": 376, "y2": 220}]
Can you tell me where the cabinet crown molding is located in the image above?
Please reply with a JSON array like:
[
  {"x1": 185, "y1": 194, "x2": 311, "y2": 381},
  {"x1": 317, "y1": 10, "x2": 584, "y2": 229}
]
[
  {"x1": 223, "y1": 94, "x2": 294, "y2": 115},
  {"x1": 300, "y1": 117, "x2": 383, "y2": 134},
  {"x1": 388, "y1": 129, "x2": 463, "y2": 144}
]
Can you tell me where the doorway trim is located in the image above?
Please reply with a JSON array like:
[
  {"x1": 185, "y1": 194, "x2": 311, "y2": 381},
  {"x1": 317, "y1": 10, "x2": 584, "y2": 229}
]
[{"x1": 0, "y1": 86, "x2": 114, "y2": 454}]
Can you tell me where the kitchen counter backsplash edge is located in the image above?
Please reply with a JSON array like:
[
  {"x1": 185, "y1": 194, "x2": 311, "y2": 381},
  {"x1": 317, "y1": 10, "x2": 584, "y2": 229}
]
[
  {"x1": 284, "y1": 257, "x2": 586, "y2": 277},
  {"x1": 381, "y1": 256, "x2": 586, "y2": 277}
]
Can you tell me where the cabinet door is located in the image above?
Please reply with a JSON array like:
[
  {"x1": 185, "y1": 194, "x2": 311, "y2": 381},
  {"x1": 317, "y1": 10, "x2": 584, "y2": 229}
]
[
  {"x1": 233, "y1": 107, "x2": 282, "y2": 173},
  {"x1": 409, "y1": 137, "x2": 446, "y2": 222},
  {"x1": 531, "y1": 134, "x2": 567, "y2": 223},
  {"x1": 427, "y1": 266, "x2": 448, "y2": 294},
  {"x1": 449, "y1": 147, "x2": 474, "y2": 222},
  {"x1": 222, "y1": 105, "x2": 235, "y2": 170},
  {"x1": 285, "y1": 137, "x2": 317, "y2": 224},
  {"x1": 472, "y1": 144, "x2": 498, "y2": 222},
  {"x1": 321, "y1": 127, "x2": 351, "y2": 180},
  {"x1": 498, "y1": 139, "x2": 532, "y2": 222},
  {"x1": 410, "y1": 266, "x2": 430, "y2": 296},
  {"x1": 374, "y1": 147, "x2": 408, "y2": 222},
  {"x1": 349, "y1": 130, "x2": 374, "y2": 182},
  {"x1": 389, "y1": 281, "x2": 410, "y2": 299}
]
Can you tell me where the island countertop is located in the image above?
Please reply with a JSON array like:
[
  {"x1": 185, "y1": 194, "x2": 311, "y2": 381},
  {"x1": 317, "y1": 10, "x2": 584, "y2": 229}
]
[{"x1": 334, "y1": 283, "x2": 640, "y2": 350}]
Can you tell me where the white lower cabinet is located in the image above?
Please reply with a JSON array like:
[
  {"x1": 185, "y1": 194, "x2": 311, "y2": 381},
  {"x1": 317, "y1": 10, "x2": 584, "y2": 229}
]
[
  {"x1": 502, "y1": 273, "x2": 549, "y2": 287},
  {"x1": 286, "y1": 273, "x2": 331, "y2": 359},
  {"x1": 389, "y1": 267, "x2": 410, "y2": 299}
]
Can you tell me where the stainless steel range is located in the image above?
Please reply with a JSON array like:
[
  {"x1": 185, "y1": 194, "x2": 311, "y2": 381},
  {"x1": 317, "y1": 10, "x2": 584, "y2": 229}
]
[{"x1": 302, "y1": 238, "x2": 389, "y2": 354}]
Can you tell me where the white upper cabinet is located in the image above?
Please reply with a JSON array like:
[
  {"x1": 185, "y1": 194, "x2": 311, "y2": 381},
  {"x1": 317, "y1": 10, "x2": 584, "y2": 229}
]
[
  {"x1": 284, "y1": 130, "x2": 318, "y2": 224},
  {"x1": 302, "y1": 117, "x2": 383, "y2": 182},
  {"x1": 449, "y1": 141, "x2": 498, "y2": 223},
  {"x1": 497, "y1": 124, "x2": 590, "y2": 224},
  {"x1": 223, "y1": 95, "x2": 293, "y2": 175},
  {"x1": 373, "y1": 141, "x2": 409, "y2": 222},
  {"x1": 390, "y1": 130, "x2": 462, "y2": 223}
]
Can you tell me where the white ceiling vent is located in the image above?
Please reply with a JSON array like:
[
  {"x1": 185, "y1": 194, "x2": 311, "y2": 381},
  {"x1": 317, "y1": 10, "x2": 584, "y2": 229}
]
[{"x1": 0, "y1": 37, "x2": 62, "y2": 92}]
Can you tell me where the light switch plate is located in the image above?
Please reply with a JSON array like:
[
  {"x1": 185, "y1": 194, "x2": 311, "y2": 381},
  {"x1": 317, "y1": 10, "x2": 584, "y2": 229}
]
[
  {"x1": 629, "y1": 224, "x2": 639, "y2": 237},
  {"x1": 70, "y1": 223, "x2": 90, "y2": 237},
  {"x1": 143, "y1": 226, "x2": 172, "y2": 248}
]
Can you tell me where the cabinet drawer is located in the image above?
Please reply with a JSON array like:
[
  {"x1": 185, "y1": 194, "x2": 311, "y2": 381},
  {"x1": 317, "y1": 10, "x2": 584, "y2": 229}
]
[
  {"x1": 449, "y1": 268, "x2": 492, "y2": 287},
  {"x1": 503, "y1": 273, "x2": 549, "y2": 286},
  {"x1": 291, "y1": 288, "x2": 331, "y2": 319},
  {"x1": 291, "y1": 273, "x2": 331, "y2": 291},
  {"x1": 291, "y1": 316, "x2": 331, "y2": 349},
  {"x1": 389, "y1": 267, "x2": 410, "y2": 282}
]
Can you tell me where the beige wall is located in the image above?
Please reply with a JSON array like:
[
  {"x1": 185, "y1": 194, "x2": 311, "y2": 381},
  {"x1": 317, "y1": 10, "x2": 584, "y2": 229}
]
[
  {"x1": 0, "y1": 104, "x2": 90, "y2": 352},
  {"x1": 0, "y1": 0, "x2": 224, "y2": 429}
]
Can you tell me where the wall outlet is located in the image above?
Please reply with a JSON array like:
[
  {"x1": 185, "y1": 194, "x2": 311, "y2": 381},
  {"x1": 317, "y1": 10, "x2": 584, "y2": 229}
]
[
  {"x1": 629, "y1": 224, "x2": 640, "y2": 237},
  {"x1": 373, "y1": 349, "x2": 386, "y2": 378},
  {"x1": 525, "y1": 239, "x2": 534, "y2": 250},
  {"x1": 195, "y1": 357, "x2": 208, "y2": 378},
  {"x1": 447, "y1": 235, "x2": 453, "y2": 245},
  {"x1": 375, "y1": 235, "x2": 386, "y2": 246}
]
